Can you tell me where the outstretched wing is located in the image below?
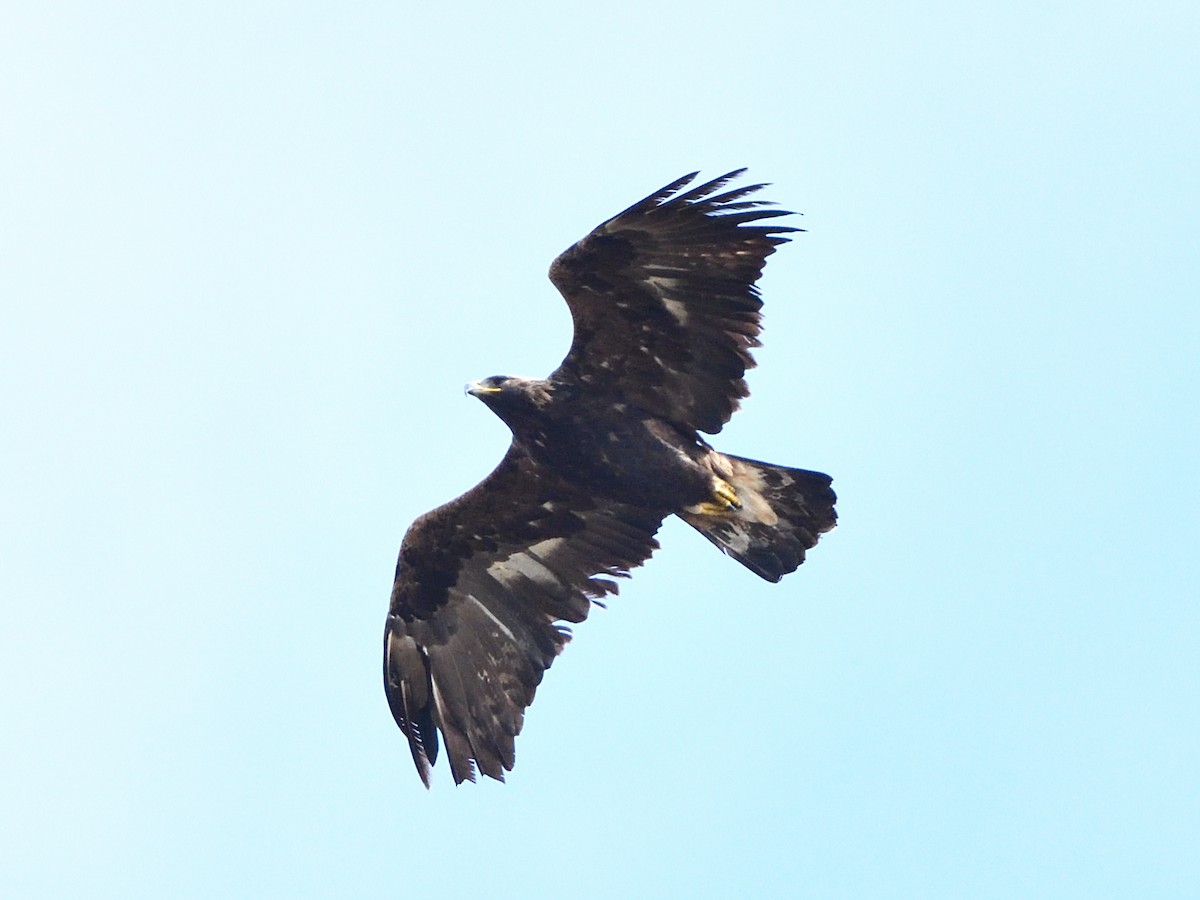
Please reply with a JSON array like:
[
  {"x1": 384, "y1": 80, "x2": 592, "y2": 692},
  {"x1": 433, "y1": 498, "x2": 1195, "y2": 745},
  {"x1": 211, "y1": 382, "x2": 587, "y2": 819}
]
[
  {"x1": 384, "y1": 446, "x2": 664, "y2": 786},
  {"x1": 549, "y1": 169, "x2": 799, "y2": 435}
]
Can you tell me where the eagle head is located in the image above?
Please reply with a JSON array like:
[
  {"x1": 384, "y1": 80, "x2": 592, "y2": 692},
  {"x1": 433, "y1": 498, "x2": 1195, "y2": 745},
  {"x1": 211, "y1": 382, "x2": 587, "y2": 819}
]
[{"x1": 465, "y1": 375, "x2": 554, "y2": 431}]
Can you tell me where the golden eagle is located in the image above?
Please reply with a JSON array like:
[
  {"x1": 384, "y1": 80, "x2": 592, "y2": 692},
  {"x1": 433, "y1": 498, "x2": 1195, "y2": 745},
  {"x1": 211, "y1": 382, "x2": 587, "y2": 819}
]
[{"x1": 384, "y1": 170, "x2": 837, "y2": 786}]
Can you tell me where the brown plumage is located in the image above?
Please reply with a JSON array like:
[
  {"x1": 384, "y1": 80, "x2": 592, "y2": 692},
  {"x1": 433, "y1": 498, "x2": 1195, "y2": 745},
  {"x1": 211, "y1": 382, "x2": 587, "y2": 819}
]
[{"x1": 384, "y1": 170, "x2": 837, "y2": 786}]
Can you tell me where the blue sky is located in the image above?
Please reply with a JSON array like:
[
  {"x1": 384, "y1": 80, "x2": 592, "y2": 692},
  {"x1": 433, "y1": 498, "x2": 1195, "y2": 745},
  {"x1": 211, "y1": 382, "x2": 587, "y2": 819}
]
[{"x1": 2, "y1": 2, "x2": 1198, "y2": 897}]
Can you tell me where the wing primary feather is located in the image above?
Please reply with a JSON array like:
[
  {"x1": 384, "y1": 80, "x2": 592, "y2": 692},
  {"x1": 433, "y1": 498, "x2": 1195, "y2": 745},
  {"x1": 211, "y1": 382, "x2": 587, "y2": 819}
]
[
  {"x1": 449, "y1": 618, "x2": 511, "y2": 781},
  {"x1": 701, "y1": 183, "x2": 770, "y2": 207},
  {"x1": 440, "y1": 731, "x2": 478, "y2": 784},
  {"x1": 426, "y1": 649, "x2": 480, "y2": 785},
  {"x1": 714, "y1": 208, "x2": 798, "y2": 225},
  {"x1": 607, "y1": 171, "x2": 700, "y2": 222},
  {"x1": 383, "y1": 623, "x2": 438, "y2": 788},
  {"x1": 708, "y1": 199, "x2": 778, "y2": 212},
  {"x1": 671, "y1": 168, "x2": 749, "y2": 204}
]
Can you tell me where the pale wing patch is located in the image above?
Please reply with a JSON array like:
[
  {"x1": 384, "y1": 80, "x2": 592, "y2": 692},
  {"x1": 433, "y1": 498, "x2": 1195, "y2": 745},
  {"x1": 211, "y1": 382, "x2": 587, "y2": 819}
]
[
  {"x1": 662, "y1": 297, "x2": 689, "y2": 324},
  {"x1": 646, "y1": 274, "x2": 690, "y2": 324},
  {"x1": 528, "y1": 537, "x2": 566, "y2": 557},
  {"x1": 431, "y1": 676, "x2": 449, "y2": 732},
  {"x1": 487, "y1": 538, "x2": 566, "y2": 587},
  {"x1": 467, "y1": 595, "x2": 516, "y2": 643},
  {"x1": 489, "y1": 552, "x2": 561, "y2": 589}
]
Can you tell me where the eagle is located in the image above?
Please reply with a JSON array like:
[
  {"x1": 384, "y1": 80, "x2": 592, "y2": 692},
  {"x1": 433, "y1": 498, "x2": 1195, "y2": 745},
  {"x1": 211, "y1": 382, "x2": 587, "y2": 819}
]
[{"x1": 384, "y1": 170, "x2": 837, "y2": 786}]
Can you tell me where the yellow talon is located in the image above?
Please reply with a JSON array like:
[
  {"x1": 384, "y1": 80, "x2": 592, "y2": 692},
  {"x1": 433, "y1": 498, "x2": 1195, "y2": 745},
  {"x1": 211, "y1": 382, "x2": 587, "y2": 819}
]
[
  {"x1": 684, "y1": 478, "x2": 742, "y2": 517},
  {"x1": 713, "y1": 478, "x2": 741, "y2": 510},
  {"x1": 690, "y1": 479, "x2": 741, "y2": 516}
]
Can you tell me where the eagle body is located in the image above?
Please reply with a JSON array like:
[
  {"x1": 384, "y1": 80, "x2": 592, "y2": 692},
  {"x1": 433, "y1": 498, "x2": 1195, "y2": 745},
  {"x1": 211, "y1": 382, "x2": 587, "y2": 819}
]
[
  {"x1": 472, "y1": 375, "x2": 716, "y2": 511},
  {"x1": 385, "y1": 171, "x2": 837, "y2": 786}
]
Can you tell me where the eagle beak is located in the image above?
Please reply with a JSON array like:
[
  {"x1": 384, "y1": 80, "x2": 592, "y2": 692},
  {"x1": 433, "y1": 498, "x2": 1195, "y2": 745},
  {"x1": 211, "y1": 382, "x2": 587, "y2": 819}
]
[{"x1": 465, "y1": 381, "x2": 502, "y2": 397}]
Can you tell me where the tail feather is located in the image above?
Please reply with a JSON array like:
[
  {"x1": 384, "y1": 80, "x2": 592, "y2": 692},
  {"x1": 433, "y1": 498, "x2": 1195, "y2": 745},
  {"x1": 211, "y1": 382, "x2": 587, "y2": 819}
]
[{"x1": 679, "y1": 454, "x2": 836, "y2": 582}]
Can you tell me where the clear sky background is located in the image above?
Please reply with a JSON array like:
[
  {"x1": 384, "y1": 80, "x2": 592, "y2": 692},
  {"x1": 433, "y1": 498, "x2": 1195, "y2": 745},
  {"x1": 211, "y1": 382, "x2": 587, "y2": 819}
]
[{"x1": 3, "y1": 2, "x2": 1198, "y2": 898}]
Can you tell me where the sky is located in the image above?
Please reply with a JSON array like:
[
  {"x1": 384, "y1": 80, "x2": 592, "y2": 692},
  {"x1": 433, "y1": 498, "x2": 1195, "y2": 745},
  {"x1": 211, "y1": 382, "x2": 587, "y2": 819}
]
[{"x1": 2, "y1": 2, "x2": 1198, "y2": 897}]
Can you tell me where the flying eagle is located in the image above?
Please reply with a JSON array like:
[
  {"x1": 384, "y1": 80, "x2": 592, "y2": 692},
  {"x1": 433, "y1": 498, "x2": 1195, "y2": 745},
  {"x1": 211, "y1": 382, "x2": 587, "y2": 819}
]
[{"x1": 384, "y1": 170, "x2": 837, "y2": 786}]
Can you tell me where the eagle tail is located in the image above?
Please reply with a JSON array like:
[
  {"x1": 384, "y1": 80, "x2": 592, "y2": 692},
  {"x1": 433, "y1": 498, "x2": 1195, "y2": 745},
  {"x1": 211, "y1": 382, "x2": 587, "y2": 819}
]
[{"x1": 679, "y1": 454, "x2": 836, "y2": 582}]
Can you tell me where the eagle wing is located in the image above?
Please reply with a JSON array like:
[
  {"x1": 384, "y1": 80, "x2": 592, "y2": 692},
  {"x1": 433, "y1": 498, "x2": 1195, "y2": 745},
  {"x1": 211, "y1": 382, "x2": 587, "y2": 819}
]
[
  {"x1": 548, "y1": 169, "x2": 799, "y2": 435},
  {"x1": 384, "y1": 445, "x2": 664, "y2": 786}
]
